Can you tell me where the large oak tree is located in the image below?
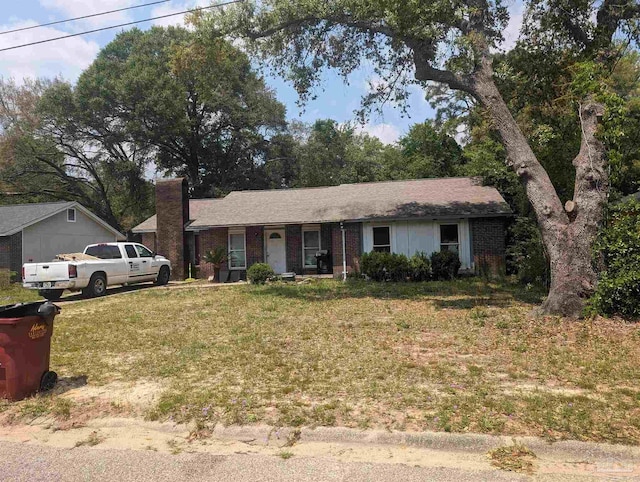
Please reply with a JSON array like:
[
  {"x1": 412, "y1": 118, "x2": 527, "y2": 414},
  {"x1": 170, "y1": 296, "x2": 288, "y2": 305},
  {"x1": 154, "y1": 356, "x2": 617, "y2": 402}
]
[{"x1": 199, "y1": 0, "x2": 640, "y2": 316}]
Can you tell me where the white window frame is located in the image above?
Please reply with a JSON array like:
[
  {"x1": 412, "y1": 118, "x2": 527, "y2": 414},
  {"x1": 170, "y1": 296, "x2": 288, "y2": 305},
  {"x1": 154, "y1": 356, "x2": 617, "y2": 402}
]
[
  {"x1": 228, "y1": 229, "x2": 247, "y2": 270},
  {"x1": 372, "y1": 225, "x2": 392, "y2": 253},
  {"x1": 67, "y1": 208, "x2": 76, "y2": 223},
  {"x1": 302, "y1": 225, "x2": 321, "y2": 268},
  {"x1": 438, "y1": 223, "x2": 460, "y2": 253}
]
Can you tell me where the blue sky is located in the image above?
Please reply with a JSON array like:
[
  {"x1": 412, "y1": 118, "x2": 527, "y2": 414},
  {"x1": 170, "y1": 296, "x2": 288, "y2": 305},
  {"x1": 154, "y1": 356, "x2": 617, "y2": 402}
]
[{"x1": 1, "y1": 1, "x2": 523, "y2": 144}]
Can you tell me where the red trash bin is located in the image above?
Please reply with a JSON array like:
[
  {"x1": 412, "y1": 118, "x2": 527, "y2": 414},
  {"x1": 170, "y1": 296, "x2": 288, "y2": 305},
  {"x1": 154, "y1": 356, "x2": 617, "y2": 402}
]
[{"x1": 0, "y1": 302, "x2": 59, "y2": 401}]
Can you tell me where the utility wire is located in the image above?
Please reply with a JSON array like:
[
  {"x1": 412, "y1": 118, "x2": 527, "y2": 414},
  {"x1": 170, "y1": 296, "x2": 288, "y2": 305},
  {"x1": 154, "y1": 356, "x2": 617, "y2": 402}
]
[
  {"x1": 0, "y1": 0, "x2": 241, "y2": 53},
  {"x1": 0, "y1": 0, "x2": 175, "y2": 35}
]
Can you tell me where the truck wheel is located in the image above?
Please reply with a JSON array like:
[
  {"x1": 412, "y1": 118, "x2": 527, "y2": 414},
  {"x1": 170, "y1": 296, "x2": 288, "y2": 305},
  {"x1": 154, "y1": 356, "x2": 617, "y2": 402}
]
[
  {"x1": 86, "y1": 273, "x2": 107, "y2": 297},
  {"x1": 38, "y1": 289, "x2": 64, "y2": 301},
  {"x1": 155, "y1": 266, "x2": 170, "y2": 286}
]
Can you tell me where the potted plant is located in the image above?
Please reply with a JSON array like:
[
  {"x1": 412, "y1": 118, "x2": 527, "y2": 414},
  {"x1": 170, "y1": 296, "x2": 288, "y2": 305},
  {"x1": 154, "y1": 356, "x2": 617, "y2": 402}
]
[{"x1": 203, "y1": 247, "x2": 228, "y2": 282}]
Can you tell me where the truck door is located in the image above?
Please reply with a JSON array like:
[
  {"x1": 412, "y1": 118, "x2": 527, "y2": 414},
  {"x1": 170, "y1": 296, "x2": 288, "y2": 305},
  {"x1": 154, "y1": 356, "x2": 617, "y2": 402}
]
[
  {"x1": 134, "y1": 244, "x2": 157, "y2": 280},
  {"x1": 124, "y1": 244, "x2": 144, "y2": 281}
]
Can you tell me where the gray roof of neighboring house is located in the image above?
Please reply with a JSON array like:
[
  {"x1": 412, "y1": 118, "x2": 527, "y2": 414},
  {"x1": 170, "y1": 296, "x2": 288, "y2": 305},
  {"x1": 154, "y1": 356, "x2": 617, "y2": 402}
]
[
  {"x1": 132, "y1": 177, "x2": 511, "y2": 232},
  {"x1": 0, "y1": 201, "x2": 125, "y2": 238}
]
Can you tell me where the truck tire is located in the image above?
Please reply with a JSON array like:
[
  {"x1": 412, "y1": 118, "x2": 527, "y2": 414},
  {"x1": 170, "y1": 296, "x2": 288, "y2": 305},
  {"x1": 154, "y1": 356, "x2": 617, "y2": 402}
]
[
  {"x1": 38, "y1": 289, "x2": 64, "y2": 301},
  {"x1": 85, "y1": 273, "x2": 107, "y2": 298},
  {"x1": 155, "y1": 266, "x2": 170, "y2": 286}
]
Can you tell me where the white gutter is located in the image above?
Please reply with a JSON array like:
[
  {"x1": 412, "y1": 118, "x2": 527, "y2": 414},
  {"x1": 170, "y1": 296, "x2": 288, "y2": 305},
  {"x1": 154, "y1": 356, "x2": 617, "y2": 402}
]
[{"x1": 340, "y1": 222, "x2": 347, "y2": 282}]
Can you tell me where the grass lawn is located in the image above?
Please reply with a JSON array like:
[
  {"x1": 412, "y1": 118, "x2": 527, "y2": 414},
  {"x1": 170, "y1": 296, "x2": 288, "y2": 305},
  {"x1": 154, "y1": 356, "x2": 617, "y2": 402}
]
[
  {"x1": 5, "y1": 279, "x2": 640, "y2": 444},
  {"x1": 0, "y1": 284, "x2": 43, "y2": 305}
]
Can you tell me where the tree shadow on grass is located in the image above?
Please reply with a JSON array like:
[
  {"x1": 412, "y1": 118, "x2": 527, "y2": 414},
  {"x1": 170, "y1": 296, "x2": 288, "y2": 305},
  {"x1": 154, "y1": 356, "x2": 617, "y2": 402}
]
[{"x1": 252, "y1": 278, "x2": 544, "y2": 307}]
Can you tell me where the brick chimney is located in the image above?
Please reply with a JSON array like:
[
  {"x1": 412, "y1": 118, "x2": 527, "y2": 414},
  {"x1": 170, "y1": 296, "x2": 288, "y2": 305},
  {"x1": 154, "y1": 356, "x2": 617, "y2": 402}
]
[{"x1": 155, "y1": 178, "x2": 190, "y2": 280}]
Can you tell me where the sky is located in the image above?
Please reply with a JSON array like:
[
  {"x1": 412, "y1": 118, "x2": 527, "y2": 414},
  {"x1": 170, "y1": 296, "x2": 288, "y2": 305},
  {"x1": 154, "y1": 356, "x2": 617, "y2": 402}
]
[{"x1": 0, "y1": 0, "x2": 524, "y2": 145}]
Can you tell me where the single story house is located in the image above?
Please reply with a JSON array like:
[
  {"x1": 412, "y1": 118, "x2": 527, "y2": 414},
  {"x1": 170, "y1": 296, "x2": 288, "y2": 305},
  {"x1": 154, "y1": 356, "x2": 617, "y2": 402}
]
[
  {"x1": 0, "y1": 201, "x2": 125, "y2": 279},
  {"x1": 132, "y1": 177, "x2": 511, "y2": 280}
]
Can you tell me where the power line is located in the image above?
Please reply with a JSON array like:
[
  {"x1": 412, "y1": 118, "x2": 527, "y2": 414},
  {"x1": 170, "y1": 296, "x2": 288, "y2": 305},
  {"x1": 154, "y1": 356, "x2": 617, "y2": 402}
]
[
  {"x1": 0, "y1": 0, "x2": 242, "y2": 53},
  {"x1": 0, "y1": 0, "x2": 175, "y2": 35}
]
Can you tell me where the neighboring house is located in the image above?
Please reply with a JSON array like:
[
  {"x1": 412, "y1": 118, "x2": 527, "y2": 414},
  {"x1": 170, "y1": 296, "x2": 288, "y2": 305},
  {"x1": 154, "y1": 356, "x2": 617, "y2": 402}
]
[
  {"x1": 133, "y1": 177, "x2": 511, "y2": 280},
  {"x1": 0, "y1": 201, "x2": 125, "y2": 279}
]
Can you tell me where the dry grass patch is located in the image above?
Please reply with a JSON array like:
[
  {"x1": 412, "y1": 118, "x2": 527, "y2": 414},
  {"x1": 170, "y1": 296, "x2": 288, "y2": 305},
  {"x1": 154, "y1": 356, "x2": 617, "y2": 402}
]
[
  {"x1": 9, "y1": 278, "x2": 639, "y2": 444},
  {"x1": 488, "y1": 441, "x2": 537, "y2": 474}
]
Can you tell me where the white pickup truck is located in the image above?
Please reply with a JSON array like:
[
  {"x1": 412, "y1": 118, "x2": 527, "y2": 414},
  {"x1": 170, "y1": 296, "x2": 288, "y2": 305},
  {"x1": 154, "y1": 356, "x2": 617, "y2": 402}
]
[{"x1": 22, "y1": 242, "x2": 171, "y2": 300}]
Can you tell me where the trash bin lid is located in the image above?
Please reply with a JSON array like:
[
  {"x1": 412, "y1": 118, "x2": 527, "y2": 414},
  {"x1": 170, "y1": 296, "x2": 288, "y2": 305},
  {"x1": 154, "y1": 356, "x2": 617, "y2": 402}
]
[{"x1": 0, "y1": 302, "x2": 60, "y2": 321}]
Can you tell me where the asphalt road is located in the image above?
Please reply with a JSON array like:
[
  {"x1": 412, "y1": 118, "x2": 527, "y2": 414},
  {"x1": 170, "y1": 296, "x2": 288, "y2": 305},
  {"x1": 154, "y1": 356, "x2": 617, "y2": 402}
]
[{"x1": 0, "y1": 440, "x2": 528, "y2": 482}]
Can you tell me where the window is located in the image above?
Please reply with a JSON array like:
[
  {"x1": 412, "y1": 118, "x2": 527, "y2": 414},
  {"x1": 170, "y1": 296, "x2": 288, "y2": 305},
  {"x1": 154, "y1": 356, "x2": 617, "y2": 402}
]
[
  {"x1": 440, "y1": 224, "x2": 459, "y2": 253},
  {"x1": 67, "y1": 208, "x2": 76, "y2": 222},
  {"x1": 124, "y1": 245, "x2": 138, "y2": 258},
  {"x1": 372, "y1": 226, "x2": 391, "y2": 253},
  {"x1": 228, "y1": 231, "x2": 246, "y2": 269},
  {"x1": 135, "y1": 245, "x2": 153, "y2": 258},
  {"x1": 85, "y1": 245, "x2": 122, "y2": 259},
  {"x1": 302, "y1": 229, "x2": 321, "y2": 267}
]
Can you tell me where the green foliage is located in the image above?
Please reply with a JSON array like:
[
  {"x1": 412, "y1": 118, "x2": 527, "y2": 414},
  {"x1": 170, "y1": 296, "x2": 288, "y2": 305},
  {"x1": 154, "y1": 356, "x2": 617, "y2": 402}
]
[
  {"x1": 203, "y1": 247, "x2": 228, "y2": 267},
  {"x1": 590, "y1": 200, "x2": 640, "y2": 318},
  {"x1": 430, "y1": 251, "x2": 461, "y2": 281},
  {"x1": 505, "y1": 218, "x2": 549, "y2": 286},
  {"x1": 247, "y1": 263, "x2": 276, "y2": 284},
  {"x1": 409, "y1": 252, "x2": 431, "y2": 282},
  {"x1": 77, "y1": 26, "x2": 286, "y2": 198},
  {"x1": 590, "y1": 271, "x2": 640, "y2": 319},
  {"x1": 360, "y1": 251, "x2": 410, "y2": 282}
]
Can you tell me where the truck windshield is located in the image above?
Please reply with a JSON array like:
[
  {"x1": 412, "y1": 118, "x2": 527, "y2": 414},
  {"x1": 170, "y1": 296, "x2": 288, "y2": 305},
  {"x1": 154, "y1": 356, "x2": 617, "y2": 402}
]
[{"x1": 85, "y1": 245, "x2": 122, "y2": 259}]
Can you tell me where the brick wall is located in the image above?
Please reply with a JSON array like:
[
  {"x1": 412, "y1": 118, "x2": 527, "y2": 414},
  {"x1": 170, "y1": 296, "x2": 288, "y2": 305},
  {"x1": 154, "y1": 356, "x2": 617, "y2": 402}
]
[
  {"x1": 470, "y1": 217, "x2": 506, "y2": 276},
  {"x1": 141, "y1": 233, "x2": 156, "y2": 253},
  {"x1": 156, "y1": 178, "x2": 190, "y2": 280},
  {"x1": 286, "y1": 225, "x2": 303, "y2": 274},
  {"x1": 198, "y1": 227, "x2": 228, "y2": 279},
  {"x1": 246, "y1": 226, "x2": 264, "y2": 268},
  {"x1": 331, "y1": 222, "x2": 362, "y2": 278},
  {"x1": 0, "y1": 232, "x2": 22, "y2": 279}
]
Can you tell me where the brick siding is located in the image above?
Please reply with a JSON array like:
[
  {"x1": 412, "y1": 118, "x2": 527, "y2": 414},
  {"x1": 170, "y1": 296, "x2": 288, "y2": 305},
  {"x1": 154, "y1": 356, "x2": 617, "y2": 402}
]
[
  {"x1": 246, "y1": 226, "x2": 264, "y2": 268},
  {"x1": 285, "y1": 225, "x2": 303, "y2": 274},
  {"x1": 331, "y1": 222, "x2": 362, "y2": 278},
  {"x1": 0, "y1": 232, "x2": 22, "y2": 280},
  {"x1": 155, "y1": 178, "x2": 189, "y2": 280},
  {"x1": 198, "y1": 227, "x2": 228, "y2": 279},
  {"x1": 141, "y1": 233, "x2": 156, "y2": 253},
  {"x1": 470, "y1": 217, "x2": 506, "y2": 276}
]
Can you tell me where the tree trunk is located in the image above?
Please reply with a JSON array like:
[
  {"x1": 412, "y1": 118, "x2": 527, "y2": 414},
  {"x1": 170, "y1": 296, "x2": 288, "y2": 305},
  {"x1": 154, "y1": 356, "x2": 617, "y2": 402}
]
[{"x1": 470, "y1": 59, "x2": 608, "y2": 317}]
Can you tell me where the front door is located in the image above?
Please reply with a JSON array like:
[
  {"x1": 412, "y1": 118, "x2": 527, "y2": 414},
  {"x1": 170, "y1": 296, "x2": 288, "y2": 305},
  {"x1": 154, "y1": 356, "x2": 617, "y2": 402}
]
[{"x1": 265, "y1": 229, "x2": 286, "y2": 274}]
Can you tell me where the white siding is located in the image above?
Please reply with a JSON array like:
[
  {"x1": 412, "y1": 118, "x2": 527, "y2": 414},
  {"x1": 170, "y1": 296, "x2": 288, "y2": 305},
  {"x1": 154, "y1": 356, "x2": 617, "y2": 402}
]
[{"x1": 363, "y1": 219, "x2": 472, "y2": 270}]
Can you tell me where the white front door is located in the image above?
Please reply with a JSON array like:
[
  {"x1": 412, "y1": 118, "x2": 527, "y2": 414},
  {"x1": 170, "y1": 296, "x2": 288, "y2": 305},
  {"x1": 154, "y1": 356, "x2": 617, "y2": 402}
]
[{"x1": 265, "y1": 229, "x2": 286, "y2": 274}]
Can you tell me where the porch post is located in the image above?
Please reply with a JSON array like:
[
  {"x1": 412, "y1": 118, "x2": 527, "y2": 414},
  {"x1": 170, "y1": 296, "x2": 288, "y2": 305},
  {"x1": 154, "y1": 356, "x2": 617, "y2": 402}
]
[{"x1": 340, "y1": 222, "x2": 347, "y2": 282}]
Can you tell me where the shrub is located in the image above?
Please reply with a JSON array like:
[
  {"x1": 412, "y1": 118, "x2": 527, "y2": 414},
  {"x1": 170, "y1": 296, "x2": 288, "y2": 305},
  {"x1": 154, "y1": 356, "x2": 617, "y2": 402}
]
[
  {"x1": 430, "y1": 250, "x2": 461, "y2": 280},
  {"x1": 409, "y1": 252, "x2": 431, "y2": 281},
  {"x1": 590, "y1": 200, "x2": 640, "y2": 318},
  {"x1": 247, "y1": 263, "x2": 275, "y2": 284},
  {"x1": 360, "y1": 251, "x2": 410, "y2": 282},
  {"x1": 589, "y1": 271, "x2": 640, "y2": 318}
]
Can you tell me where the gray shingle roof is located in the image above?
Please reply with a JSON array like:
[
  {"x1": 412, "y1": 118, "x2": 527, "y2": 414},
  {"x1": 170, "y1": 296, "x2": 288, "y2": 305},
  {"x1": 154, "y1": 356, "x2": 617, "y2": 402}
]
[
  {"x1": 0, "y1": 201, "x2": 75, "y2": 236},
  {"x1": 133, "y1": 177, "x2": 511, "y2": 232}
]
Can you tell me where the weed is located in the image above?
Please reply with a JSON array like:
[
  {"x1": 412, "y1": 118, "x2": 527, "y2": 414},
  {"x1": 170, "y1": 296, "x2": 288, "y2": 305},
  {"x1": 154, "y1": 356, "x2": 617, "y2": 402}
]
[
  {"x1": 75, "y1": 431, "x2": 104, "y2": 447},
  {"x1": 277, "y1": 450, "x2": 294, "y2": 460},
  {"x1": 488, "y1": 441, "x2": 536, "y2": 474}
]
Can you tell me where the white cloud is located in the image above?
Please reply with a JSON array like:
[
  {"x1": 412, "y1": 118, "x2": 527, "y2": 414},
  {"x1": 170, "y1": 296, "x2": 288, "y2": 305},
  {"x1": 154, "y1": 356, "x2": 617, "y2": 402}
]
[
  {"x1": 499, "y1": 1, "x2": 524, "y2": 51},
  {"x1": 151, "y1": 0, "x2": 210, "y2": 28},
  {"x1": 363, "y1": 76, "x2": 388, "y2": 94},
  {"x1": 0, "y1": 20, "x2": 100, "y2": 81},
  {"x1": 39, "y1": 0, "x2": 135, "y2": 29},
  {"x1": 356, "y1": 123, "x2": 401, "y2": 145}
]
